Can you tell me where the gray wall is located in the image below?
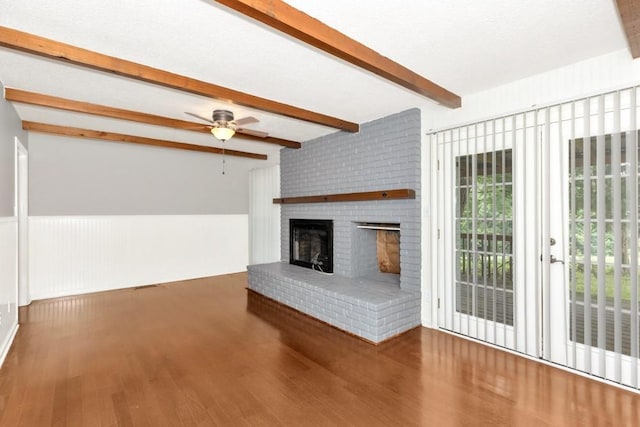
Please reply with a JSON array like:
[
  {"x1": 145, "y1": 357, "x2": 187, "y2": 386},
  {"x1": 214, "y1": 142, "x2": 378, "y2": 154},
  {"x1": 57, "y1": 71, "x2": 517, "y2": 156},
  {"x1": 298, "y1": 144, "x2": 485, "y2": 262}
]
[
  {"x1": 280, "y1": 108, "x2": 421, "y2": 292},
  {"x1": 0, "y1": 83, "x2": 28, "y2": 216},
  {"x1": 28, "y1": 133, "x2": 253, "y2": 215}
]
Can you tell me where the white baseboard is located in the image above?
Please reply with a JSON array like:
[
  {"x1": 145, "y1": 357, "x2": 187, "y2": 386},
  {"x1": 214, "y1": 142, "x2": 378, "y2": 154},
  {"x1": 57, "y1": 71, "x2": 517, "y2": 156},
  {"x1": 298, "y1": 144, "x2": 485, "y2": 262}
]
[
  {"x1": 29, "y1": 271, "x2": 247, "y2": 301},
  {"x1": 0, "y1": 322, "x2": 19, "y2": 369}
]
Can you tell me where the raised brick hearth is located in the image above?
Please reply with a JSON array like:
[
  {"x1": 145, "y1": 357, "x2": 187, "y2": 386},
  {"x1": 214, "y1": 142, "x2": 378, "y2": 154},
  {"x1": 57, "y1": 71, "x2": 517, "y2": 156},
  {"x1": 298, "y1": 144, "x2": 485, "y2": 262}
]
[{"x1": 248, "y1": 262, "x2": 420, "y2": 343}]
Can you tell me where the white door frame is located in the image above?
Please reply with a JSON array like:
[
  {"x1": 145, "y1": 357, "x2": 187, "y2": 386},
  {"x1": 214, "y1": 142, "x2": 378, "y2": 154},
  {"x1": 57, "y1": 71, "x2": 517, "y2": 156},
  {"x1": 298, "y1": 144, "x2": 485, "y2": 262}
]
[
  {"x1": 542, "y1": 112, "x2": 570, "y2": 366},
  {"x1": 14, "y1": 137, "x2": 29, "y2": 307}
]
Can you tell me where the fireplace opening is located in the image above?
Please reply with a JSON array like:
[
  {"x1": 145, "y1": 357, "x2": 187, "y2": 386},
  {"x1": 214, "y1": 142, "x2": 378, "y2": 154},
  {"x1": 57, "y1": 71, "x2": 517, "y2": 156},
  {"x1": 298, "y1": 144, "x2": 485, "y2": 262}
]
[
  {"x1": 353, "y1": 222, "x2": 400, "y2": 284},
  {"x1": 290, "y1": 219, "x2": 333, "y2": 273}
]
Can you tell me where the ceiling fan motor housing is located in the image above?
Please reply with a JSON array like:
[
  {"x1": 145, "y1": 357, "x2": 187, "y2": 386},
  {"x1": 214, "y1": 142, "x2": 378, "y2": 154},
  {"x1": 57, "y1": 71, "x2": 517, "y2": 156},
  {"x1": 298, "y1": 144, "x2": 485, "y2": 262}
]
[{"x1": 213, "y1": 109, "x2": 234, "y2": 123}]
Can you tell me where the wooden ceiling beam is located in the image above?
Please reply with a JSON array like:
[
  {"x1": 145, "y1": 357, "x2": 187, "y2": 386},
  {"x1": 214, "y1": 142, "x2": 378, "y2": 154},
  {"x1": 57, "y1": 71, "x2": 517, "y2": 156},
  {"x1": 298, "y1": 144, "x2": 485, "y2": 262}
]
[
  {"x1": 615, "y1": 0, "x2": 640, "y2": 58},
  {"x1": 6, "y1": 88, "x2": 301, "y2": 149},
  {"x1": 22, "y1": 121, "x2": 268, "y2": 160},
  {"x1": 215, "y1": 0, "x2": 461, "y2": 108},
  {"x1": 0, "y1": 25, "x2": 358, "y2": 132}
]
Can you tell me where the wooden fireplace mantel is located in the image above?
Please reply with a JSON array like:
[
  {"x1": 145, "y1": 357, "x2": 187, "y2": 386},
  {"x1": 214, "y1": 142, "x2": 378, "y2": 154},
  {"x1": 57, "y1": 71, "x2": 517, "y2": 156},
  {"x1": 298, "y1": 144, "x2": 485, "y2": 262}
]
[{"x1": 273, "y1": 188, "x2": 415, "y2": 204}]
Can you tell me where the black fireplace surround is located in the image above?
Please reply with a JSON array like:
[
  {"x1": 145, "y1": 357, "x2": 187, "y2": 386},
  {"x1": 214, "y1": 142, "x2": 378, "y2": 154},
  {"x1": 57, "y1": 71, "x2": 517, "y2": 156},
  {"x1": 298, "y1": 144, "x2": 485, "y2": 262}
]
[{"x1": 289, "y1": 219, "x2": 333, "y2": 273}]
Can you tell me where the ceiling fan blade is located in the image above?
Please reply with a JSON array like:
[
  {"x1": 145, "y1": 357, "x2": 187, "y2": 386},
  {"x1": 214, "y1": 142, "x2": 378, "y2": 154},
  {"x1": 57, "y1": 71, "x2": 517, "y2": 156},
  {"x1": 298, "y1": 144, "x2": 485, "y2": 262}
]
[
  {"x1": 237, "y1": 127, "x2": 269, "y2": 138},
  {"x1": 234, "y1": 116, "x2": 259, "y2": 126},
  {"x1": 183, "y1": 124, "x2": 212, "y2": 131},
  {"x1": 185, "y1": 112, "x2": 215, "y2": 124}
]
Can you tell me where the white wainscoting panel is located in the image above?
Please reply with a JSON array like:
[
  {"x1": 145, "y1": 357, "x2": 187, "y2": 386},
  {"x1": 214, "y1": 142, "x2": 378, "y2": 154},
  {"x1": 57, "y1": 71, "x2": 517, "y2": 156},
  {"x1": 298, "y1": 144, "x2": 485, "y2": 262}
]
[
  {"x1": 249, "y1": 165, "x2": 281, "y2": 264},
  {"x1": 0, "y1": 217, "x2": 19, "y2": 367},
  {"x1": 29, "y1": 215, "x2": 249, "y2": 300}
]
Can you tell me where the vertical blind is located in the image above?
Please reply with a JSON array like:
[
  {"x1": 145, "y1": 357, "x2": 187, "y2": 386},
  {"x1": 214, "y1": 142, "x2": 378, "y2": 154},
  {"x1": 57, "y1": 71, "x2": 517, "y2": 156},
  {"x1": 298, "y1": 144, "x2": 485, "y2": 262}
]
[
  {"x1": 249, "y1": 165, "x2": 281, "y2": 265},
  {"x1": 432, "y1": 86, "x2": 640, "y2": 389}
]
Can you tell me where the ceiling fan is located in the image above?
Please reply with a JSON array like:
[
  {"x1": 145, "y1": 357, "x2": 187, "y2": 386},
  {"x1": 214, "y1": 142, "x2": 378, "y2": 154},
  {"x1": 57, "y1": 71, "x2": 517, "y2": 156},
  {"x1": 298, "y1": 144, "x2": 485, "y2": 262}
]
[
  {"x1": 185, "y1": 109, "x2": 267, "y2": 142},
  {"x1": 185, "y1": 109, "x2": 267, "y2": 175}
]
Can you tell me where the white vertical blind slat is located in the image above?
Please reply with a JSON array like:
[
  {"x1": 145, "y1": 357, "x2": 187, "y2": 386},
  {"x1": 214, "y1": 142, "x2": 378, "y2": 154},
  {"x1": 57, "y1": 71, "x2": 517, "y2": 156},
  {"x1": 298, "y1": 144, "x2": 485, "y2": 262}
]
[
  {"x1": 583, "y1": 98, "x2": 593, "y2": 374},
  {"x1": 502, "y1": 119, "x2": 508, "y2": 348},
  {"x1": 491, "y1": 124, "x2": 498, "y2": 344},
  {"x1": 516, "y1": 113, "x2": 526, "y2": 354},
  {"x1": 472, "y1": 126, "x2": 479, "y2": 337},
  {"x1": 558, "y1": 103, "x2": 571, "y2": 367},
  {"x1": 629, "y1": 89, "x2": 639, "y2": 388},
  {"x1": 482, "y1": 123, "x2": 489, "y2": 342},
  {"x1": 533, "y1": 110, "x2": 542, "y2": 357},
  {"x1": 612, "y1": 91, "x2": 623, "y2": 383},
  {"x1": 570, "y1": 102, "x2": 578, "y2": 370},
  {"x1": 596, "y1": 94, "x2": 607, "y2": 377},
  {"x1": 449, "y1": 132, "x2": 455, "y2": 331},
  {"x1": 249, "y1": 165, "x2": 280, "y2": 265},
  {"x1": 542, "y1": 107, "x2": 551, "y2": 356},
  {"x1": 464, "y1": 131, "x2": 471, "y2": 336}
]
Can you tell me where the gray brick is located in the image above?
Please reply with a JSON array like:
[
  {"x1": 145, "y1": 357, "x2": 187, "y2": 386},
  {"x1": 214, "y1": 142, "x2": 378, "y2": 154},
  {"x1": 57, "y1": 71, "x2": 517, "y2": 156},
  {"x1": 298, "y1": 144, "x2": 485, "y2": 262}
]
[{"x1": 248, "y1": 262, "x2": 420, "y2": 343}]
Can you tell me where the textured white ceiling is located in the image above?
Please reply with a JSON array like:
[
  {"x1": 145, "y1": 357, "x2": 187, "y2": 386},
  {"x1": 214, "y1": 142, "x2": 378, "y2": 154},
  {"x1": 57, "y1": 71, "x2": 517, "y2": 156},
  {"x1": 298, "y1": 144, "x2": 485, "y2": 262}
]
[{"x1": 0, "y1": 0, "x2": 629, "y2": 161}]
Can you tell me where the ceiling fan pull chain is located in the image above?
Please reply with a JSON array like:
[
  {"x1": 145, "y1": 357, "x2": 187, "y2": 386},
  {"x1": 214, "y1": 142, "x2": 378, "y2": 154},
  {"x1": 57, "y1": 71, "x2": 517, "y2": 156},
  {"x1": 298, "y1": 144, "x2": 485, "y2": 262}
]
[{"x1": 222, "y1": 144, "x2": 226, "y2": 175}]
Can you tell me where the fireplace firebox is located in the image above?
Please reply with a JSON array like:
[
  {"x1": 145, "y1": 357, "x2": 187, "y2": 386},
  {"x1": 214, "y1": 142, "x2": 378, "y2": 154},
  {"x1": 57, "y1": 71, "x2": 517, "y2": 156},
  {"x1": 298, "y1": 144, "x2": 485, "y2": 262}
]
[{"x1": 290, "y1": 219, "x2": 333, "y2": 273}]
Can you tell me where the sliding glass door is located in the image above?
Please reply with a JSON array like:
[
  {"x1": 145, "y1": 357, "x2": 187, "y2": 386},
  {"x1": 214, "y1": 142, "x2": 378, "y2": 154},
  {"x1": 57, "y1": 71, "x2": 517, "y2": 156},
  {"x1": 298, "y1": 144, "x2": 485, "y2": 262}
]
[
  {"x1": 547, "y1": 91, "x2": 640, "y2": 387},
  {"x1": 437, "y1": 116, "x2": 540, "y2": 356},
  {"x1": 435, "y1": 87, "x2": 640, "y2": 389}
]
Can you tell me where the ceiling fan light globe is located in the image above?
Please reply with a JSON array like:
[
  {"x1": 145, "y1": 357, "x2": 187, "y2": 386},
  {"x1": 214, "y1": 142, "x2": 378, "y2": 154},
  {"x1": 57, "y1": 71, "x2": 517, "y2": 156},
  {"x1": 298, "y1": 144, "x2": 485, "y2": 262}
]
[{"x1": 211, "y1": 126, "x2": 235, "y2": 142}]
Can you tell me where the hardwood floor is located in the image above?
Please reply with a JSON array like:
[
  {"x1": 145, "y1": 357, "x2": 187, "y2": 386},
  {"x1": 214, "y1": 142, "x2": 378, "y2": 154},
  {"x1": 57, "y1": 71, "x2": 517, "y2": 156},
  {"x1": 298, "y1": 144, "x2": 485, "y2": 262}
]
[{"x1": 0, "y1": 273, "x2": 638, "y2": 426}]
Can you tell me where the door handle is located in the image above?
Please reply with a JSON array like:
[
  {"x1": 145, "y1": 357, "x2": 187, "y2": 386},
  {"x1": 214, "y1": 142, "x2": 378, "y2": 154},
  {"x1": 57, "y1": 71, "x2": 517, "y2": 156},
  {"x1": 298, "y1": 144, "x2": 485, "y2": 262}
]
[
  {"x1": 549, "y1": 255, "x2": 565, "y2": 264},
  {"x1": 540, "y1": 254, "x2": 565, "y2": 264}
]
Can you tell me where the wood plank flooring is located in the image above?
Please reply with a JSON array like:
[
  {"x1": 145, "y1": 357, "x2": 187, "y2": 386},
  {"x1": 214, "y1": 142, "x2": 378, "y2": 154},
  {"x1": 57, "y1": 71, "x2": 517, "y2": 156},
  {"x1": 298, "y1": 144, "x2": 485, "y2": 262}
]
[{"x1": 0, "y1": 273, "x2": 638, "y2": 426}]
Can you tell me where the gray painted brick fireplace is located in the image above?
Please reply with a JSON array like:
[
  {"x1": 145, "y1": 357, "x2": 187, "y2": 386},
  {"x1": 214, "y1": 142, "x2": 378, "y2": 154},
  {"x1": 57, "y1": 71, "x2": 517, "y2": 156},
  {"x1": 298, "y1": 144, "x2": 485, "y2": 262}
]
[{"x1": 248, "y1": 108, "x2": 422, "y2": 343}]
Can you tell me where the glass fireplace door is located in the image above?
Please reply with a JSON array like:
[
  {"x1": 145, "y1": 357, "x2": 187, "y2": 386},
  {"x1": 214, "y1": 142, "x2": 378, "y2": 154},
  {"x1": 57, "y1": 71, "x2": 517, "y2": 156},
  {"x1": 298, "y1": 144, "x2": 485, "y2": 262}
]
[{"x1": 289, "y1": 219, "x2": 333, "y2": 273}]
